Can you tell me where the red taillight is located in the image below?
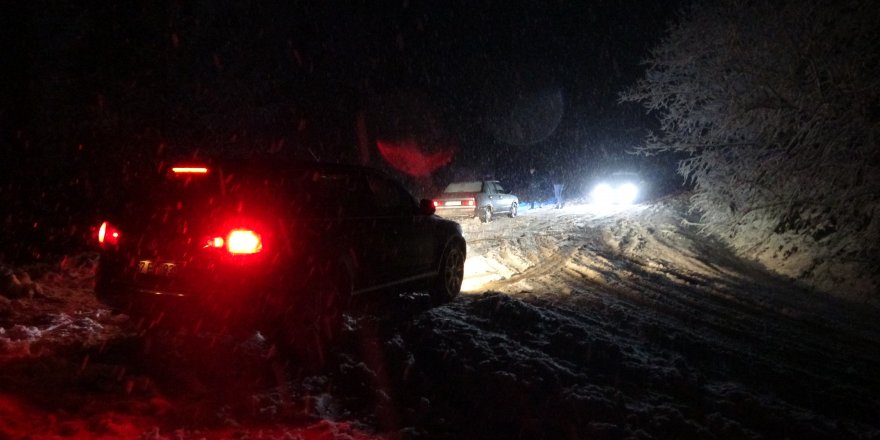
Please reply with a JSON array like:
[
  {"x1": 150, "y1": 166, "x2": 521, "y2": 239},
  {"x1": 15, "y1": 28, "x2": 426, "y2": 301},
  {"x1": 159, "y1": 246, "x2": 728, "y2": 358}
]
[
  {"x1": 433, "y1": 200, "x2": 440, "y2": 207},
  {"x1": 97, "y1": 221, "x2": 120, "y2": 246},
  {"x1": 227, "y1": 229, "x2": 261, "y2": 254},
  {"x1": 206, "y1": 228, "x2": 263, "y2": 255},
  {"x1": 211, "y1": 237, "x2": 225, "y2": 248},
  {"x1": 465, "y1": 199, "x2": 475, "y2": 206},
  {"x1": 225, "y1": 229, "x2": 262, "y2": 254}
]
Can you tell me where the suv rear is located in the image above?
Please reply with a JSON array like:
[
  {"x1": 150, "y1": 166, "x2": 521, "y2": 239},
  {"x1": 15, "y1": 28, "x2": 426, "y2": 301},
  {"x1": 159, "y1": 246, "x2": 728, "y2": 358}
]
[{"x1": 95, "y1": 160, "x2": 465, "y2": 354}]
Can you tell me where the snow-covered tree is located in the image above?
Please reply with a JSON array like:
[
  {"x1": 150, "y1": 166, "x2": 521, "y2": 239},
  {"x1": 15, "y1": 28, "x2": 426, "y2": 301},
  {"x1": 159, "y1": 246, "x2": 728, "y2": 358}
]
[{"x1": 622, "y1": 0, "x2": 880, "y2": 296}]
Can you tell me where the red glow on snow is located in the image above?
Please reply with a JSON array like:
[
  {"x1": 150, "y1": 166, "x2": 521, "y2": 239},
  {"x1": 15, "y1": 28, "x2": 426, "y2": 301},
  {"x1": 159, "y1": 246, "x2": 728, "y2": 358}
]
[
  {"x1": 1, "y1": 392, "x2": 388, "y2": 439},
  {"x1": 376, "y1": 139, "x2": 454, "y2": 177},
  {"x1": 0, "y1": 394, "x2": 29, "y2": 435}
]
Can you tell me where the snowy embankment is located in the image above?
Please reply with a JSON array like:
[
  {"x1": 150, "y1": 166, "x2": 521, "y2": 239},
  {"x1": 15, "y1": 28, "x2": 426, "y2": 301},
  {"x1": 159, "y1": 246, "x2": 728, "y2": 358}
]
[
  {"x1": 721, "y1": 205, "x2": 880, "y2": 303},
  {"x1": 2, "y1": 196, "x2": 880, "y2": 439}
]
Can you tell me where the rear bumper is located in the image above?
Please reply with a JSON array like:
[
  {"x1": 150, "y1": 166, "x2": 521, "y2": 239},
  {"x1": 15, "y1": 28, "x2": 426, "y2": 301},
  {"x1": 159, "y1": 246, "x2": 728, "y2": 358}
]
[
  {"x1": 434, "y1": 206, "x2": 477, "y2": 218},
  {"x1": 96, "y1": 253, "x2": 287, "y2": 331}
]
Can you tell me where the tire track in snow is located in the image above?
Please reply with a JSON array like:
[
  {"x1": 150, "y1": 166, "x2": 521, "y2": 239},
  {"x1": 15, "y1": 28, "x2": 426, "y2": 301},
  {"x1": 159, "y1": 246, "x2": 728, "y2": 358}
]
[
  {"x1": 459, "y1": 209, "x2": 591, "y2": 294},
  {"x1": 455, "y1": 200, "x2": 880, "y2": 432}
]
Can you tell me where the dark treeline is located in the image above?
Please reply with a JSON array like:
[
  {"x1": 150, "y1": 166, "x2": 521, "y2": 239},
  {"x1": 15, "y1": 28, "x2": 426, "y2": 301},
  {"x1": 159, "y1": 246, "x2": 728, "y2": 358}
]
[{"x1": 1, "y1": 1, "x2": 676, "y2": 262}]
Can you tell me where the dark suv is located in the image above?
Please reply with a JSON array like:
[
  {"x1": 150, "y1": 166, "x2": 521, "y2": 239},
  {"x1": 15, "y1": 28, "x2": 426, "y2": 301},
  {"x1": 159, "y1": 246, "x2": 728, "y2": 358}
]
[{"x1": 95, "y1": 159, "x2": 466, "y2": 356}]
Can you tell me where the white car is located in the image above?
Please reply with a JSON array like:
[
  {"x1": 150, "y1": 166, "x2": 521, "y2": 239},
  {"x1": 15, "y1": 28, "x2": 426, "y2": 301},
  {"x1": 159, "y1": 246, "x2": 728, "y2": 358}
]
[{"x1": 433, "y1": 180, "x2": 519, "y2": 223}]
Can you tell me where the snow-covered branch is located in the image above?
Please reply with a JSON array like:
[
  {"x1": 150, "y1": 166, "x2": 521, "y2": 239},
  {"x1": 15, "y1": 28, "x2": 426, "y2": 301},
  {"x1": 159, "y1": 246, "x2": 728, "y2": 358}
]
[{"x1": 621, "y1": 0, "x2": 880, "y2": 296}]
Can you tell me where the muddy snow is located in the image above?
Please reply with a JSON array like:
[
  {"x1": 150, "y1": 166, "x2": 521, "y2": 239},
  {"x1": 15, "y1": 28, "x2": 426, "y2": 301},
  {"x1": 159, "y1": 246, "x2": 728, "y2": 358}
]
[{"x1": 2, "y1": 196, "x2": 879, "y2": 439}]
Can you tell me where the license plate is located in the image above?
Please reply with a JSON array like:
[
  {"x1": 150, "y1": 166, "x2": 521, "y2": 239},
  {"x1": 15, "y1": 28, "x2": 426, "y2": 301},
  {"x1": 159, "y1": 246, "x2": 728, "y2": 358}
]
[
  {"x1": 137, "y1": 260, "x2": 180, "y2": 276},
  {"x1": 137, "y1": 260, "x2": 153, "y2": 274},
  {"x1": 445, "y1": 200, "x2": 461, "y2": 206}
]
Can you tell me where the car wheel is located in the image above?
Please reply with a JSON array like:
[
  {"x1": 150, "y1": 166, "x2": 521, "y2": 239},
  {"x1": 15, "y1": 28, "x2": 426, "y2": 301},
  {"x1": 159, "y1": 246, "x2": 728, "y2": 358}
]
[
  {"x1": 430, "y1": 240, "x2": 465, "y2": 304},
  {"x1": 508, "y1": 202, "x2": 518, "y2": 218},
  {"x1": 479, "y1": 206, "x2": 492, "y2": 223}
]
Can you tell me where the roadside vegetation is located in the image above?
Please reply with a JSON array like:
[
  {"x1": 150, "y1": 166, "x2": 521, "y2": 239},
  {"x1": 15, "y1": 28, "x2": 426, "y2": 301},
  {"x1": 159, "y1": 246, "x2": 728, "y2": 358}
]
[{"x1": 622, "y1": 0, "x2": 880, "y2": 299}]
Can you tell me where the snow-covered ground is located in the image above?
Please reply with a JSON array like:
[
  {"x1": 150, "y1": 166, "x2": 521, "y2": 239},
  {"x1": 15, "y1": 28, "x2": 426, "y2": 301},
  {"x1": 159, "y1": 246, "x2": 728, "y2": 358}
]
[{"x1": 2, "y1": 196, "x2": 879, "y2": 439}]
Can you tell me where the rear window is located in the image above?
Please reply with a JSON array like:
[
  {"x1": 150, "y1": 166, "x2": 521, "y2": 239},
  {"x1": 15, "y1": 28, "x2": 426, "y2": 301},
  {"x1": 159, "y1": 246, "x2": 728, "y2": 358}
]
[
  {"x1": 128, "y1": 165, "x2": 374, "y2": 221},
  {"x1": 444, "y1": 181, "x2": 482, "y2": 193},
  {"x1": 287, "y1": 170, "x2": 371, "y2": 216},
  {"x1": 215, "y1": 167, "x2": 372, "y2": 217}
]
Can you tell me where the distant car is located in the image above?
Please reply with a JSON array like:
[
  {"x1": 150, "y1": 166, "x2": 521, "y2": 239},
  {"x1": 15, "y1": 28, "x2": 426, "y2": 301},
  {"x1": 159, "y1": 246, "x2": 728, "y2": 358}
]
[
  {"x1": 94, "y1": 159, "x2": 466, "y2": 360},
  {"x1": 433, "y1": 180, "x2": 519, "y2": 223},
  {"x1": 588, "y1": 171, "x2": 646, "y2": 206}
]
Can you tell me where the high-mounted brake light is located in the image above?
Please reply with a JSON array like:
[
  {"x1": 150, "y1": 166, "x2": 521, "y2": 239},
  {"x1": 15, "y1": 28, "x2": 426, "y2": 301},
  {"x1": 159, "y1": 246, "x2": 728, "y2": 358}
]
[
  {"x1": 97, "y1": 221, "x2": 120, "y2": 246},
  {"x1": 171, "y1": 167, "x2": 209, "y2": 174}
]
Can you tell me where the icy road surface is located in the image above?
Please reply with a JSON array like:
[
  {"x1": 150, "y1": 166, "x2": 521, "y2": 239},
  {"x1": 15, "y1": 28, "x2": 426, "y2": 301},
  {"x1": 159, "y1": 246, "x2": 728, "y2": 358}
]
[{"x1": 1, "y1": 196, "x2": 879, "y2": 439}]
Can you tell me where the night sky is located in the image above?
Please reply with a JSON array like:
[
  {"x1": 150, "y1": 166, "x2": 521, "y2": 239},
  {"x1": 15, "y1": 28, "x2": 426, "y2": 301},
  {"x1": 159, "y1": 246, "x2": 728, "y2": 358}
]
[{"x1": 1, "y1": 0, "x2": 681, "y2": 256}]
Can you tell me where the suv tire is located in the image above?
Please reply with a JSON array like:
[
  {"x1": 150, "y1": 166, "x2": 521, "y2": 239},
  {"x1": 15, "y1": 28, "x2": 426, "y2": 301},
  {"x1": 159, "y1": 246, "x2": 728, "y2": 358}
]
[{"x1": 430, "y1": 241, "x2": 465, "y2": 304}]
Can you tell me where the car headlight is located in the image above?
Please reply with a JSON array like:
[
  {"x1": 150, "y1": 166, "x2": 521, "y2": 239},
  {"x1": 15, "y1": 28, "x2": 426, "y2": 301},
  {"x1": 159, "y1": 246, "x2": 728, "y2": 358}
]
[
  {"x1": 590, "y1": 183, "x2": 615, "y2": 205},
  {"x1": 590, "y1": 182, "x2": 639, "y2": 206},
  {"x1": 616, "y1": 183, "x2": 639, "y2": 205}
]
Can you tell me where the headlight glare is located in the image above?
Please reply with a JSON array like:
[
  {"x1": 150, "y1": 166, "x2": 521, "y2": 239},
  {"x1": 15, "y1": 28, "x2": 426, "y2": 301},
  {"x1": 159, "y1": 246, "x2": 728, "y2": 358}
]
[
  {"x1": 591, "y1": 183, "x2": 615, "y2": 205},
  {"x1": 617, "y1": 183, "x2": 639, "y2": 205}
]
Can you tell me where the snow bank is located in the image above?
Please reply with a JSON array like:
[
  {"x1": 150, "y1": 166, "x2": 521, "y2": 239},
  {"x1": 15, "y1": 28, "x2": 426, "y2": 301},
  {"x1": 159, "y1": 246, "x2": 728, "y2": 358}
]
[
  {"x1": 722, "y1": 202, "x2": 879, "y2": 303},
  {"x1": 0, "y1": 312, "x2": 109, "y2": 359},
  {"x1": 0, "y1": 253, "x2": 118, "y2": 359},
  {"x1": 0, "y1": 324, "x2": 43, "y2": 357},
  {"x1": 0, "y1": 265, "x2": 44, "y2": 299}
]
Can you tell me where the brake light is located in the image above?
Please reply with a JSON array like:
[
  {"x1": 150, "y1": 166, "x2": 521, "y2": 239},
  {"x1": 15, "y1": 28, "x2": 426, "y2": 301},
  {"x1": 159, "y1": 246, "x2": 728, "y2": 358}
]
[
  {"x1": 465, "y1": 199, "x2": 475, "y2": 206},
  {"x1": 97, "y1": 221, "x2": 120, "y2": 246},
  {"x1": 225, "y1": 229, "x2": 262, "y2": 254},
  {"x1": 433, "y1": 200, "x2": 440, "y2": 207},
  {"x1": 205, "y1": 229, "x2": 263, "y2": 255},
  {"x1": 171, "y1": 167, "x2": 209, "y2": 174}
]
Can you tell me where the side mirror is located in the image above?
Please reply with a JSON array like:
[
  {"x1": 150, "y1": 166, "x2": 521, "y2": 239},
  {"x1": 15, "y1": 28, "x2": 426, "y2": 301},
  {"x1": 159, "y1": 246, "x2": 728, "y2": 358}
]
[{"x1": 418, "y1": 199, "x2": 436, "y2": 215}]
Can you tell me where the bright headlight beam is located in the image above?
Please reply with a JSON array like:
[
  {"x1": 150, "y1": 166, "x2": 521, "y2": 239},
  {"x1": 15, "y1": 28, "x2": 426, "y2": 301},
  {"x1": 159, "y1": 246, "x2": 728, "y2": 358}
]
[
  {"x1": 590, "y1": 182, "x2": 640, "y2": 206},
  {"x1": 591, "y1": 183, "x2": 615, "y2": 206},
  {"x1": 617, "y1": 183, "x2": 639, "y2": 205}
]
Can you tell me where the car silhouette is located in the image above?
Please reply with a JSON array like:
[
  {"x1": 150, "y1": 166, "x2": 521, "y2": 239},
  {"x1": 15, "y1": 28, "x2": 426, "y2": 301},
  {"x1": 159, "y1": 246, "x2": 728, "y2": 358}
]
[
  {"x1": 433, "y1": 180, "x2": 519, "y2": 223},
  {"x1": 94, "y1": 159, "x2": 466, "y2": 360}
]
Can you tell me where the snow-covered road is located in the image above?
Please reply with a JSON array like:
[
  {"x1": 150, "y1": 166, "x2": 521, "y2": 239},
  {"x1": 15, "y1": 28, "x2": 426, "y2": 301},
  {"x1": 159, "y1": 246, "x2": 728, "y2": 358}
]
[
  {"x1": 2, "y1": 196, "x2": 879, "y2": 439},
  {"x1": 418, "y1": 198, "x2": 880, "y2": 437}
]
